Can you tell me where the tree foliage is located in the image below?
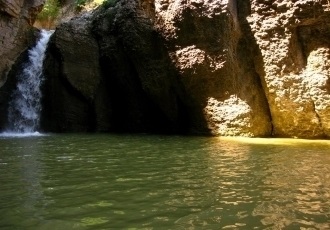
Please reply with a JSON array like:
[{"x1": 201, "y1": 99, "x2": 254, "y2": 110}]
[{"x1": 37, "y1": 0, "x2": 60, "y2": 21}]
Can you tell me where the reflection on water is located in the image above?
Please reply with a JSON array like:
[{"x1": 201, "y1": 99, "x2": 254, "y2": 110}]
[
  {"x1": 252, "y1": 147, "x2": 330, "y2": 229},
  {"x1": 0, "y1": 137, "x2": 46, "y2": 228},
  {"x1": 0, "y1": 134, "x2": 329, "y2": 229}
]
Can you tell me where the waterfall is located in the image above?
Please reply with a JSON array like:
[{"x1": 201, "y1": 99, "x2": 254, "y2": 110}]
[{"x1": 7, "y1": 30, "x2": 53, "y2": 134}]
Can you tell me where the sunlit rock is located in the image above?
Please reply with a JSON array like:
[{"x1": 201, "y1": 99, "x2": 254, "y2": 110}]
[
  {"x1": 155, "y1": 0, "x2": 272, "y2": 136},
  {"x1": 204, "y1": 96, "x2": 256, "y2": 137},
  {"x1": 248, "y1": 0, "x2": 330, "y2": 138}
]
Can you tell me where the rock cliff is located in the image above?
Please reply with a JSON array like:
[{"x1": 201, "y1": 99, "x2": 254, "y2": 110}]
[
  {"x1": 155, "y1": 0, "x2": 272, "y2": 136},
  {"x1": 248, "y1": 0, "x2": 330, "y2": 138},
  {"x1": 0, "y1": 0, "x2": 44, "y2": 87},
  {"x1": 38, "y1": 0, "x2": 330, "y2": 138}
]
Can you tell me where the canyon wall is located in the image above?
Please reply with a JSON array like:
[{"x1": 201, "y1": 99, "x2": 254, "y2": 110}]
[
  {"x1": 0, "y1": 0, "x2": 44, "y2": 87},
  {"x1": 41, "y1": 0, "x2": 330, "y2": 137},
  {"x1": 248, "y1": 0, "x2": 330, "y2": 138},
  {"x1": 3, "y1": 0, "x2": 329, "y2": 138},
  {"x1": 154, "y1": 0, "x2": 272, "y2": 136}
]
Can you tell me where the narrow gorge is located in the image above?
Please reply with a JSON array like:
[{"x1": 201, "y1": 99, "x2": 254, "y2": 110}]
[{"x1": 1, "y1": 0, "x2": 330, "y2": 138}]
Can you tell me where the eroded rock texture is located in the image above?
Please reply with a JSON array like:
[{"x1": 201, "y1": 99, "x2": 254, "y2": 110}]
[
  {"x1": 155, "y1": 0, "x2": 272, "y2": 136},
  {"x1": 248, "y1": 0, "x2": 330, "y2": 138},
  {"x1": 41, "y1": 0, "x2": 330, "y2": 138}
]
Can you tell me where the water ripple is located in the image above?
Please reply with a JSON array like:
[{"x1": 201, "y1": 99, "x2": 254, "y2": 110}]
[{"x1": 0, "y1": 134, "x2": 329, "y2": 229}]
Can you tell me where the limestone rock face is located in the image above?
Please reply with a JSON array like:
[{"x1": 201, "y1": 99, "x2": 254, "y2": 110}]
[
  {"x1": 42, "y1": 0, "x2": 272, "y2": 136},
  {"x1": 0, "y1": 0, "x2": 44, "y2": 87},
  {"x1": 247, "y1": 0, "x2": 330, "y2": 138},
  {"x1": 41, "y1": 0, "x2": 330, "y2": 138},
  {"x1": 154, "y1": 0, "x2": 272, "y2": 136}
]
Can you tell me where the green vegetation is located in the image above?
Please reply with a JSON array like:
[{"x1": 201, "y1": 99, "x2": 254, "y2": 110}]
[
  {"x1": 36, "y1": 0, "x2": 117, "y2": 24},
  {"x1": 75, "y1": 0, "x2": 116, "y2": 11},
  {"x1": 36, "y1": 0, "x2": 60, "y2": 22}
]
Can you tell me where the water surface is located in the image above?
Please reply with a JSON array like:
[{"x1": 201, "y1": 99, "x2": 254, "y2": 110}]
[{"x1": 0, "y1": 134, "x2": 329, "y2": 229}]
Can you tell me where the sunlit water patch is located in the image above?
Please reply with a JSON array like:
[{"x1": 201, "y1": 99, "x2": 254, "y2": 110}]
[
  {"x1": 0, "y1": 134, "x2": 329, "y2": 229},
  {"x1": 219, "y1": 136, "x2": 330, "y2": 146}
]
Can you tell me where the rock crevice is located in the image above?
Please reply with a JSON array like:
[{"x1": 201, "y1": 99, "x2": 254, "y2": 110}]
[{"x1": 248, "y1": 0, "x2": 330, "y2": 138}]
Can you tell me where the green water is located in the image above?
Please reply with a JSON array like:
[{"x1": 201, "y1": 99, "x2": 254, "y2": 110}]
[{"x1": 0, "y1": 134, "x2": 329, "y2": 229}]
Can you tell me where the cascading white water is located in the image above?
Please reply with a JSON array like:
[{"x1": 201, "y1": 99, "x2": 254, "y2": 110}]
[{"x1": 7, "y1": 30, "x2": 53, "y2": 134}]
